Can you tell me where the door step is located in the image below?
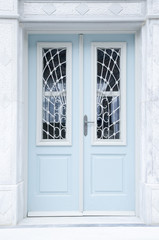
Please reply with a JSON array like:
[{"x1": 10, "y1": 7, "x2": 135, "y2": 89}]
[{"x1": 18, "y1": 216, "x2": 144, "y2": 227}]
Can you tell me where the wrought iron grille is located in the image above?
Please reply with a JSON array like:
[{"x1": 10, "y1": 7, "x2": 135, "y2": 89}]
[
  {"x1": 97, "y1": 48, "x2": 120, "y2": 140},
  {"x1": 42, "y1": 48, "x2": 67, "y2": 140}
]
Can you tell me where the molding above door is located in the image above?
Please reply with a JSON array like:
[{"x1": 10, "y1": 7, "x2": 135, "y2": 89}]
[
  {"x1": 19, "y1": 0, "x2": 146, "y2": 25},
  {"x1": 22, "y1": 22, "x2": 144, "y2": 33}
]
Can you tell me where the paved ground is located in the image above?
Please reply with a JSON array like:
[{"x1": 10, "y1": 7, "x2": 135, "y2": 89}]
[{"x1": 0, "y1": 227, "x2": 159, "y2": 240}]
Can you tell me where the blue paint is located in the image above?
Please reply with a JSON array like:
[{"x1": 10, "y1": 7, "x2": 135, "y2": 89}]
[
  {"x1": 83, "y1": 34, "x2": 135, "y2": 211},
  {"x1": 28, "y1": 34, "x2": 79, "y2": 211},
  {"x1": 28, "y1": 34, "x2": 135, "y2": 213}
]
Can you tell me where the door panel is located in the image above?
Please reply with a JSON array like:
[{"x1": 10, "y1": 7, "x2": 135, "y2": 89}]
[
  {"x1": 28, "y1": 34, "x2": 79, "y2": 213},
  {"x1": 83, "y1": 34, "x2": 135, "y2": 212},
  {"x1": 28, "y1": 34, "x2": 135, "y2": 214}
]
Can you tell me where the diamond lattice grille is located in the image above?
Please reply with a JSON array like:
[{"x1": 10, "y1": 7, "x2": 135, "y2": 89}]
[
  {"x1": 42, "y1": 48, "x2": 67, "y2": 140},
  {"x1": 97, "y1": 48, "x2": 120, "y2": 140}
]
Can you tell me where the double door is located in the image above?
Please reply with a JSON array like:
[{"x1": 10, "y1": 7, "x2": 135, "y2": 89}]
[{"x1": 28, "y1": 34, "x2": 135, "y2": 215}]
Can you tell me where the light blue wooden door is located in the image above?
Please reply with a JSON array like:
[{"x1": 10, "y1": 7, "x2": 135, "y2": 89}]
[
  {"x1": 83, "y1": 34, "x2": 135, "y2": 212},
  {"x1": 28, "y1": 34, "x2": 80, "y2": 214},
  {"x1": 28, "y1": 34, "x2": 135, "y2": 214}
]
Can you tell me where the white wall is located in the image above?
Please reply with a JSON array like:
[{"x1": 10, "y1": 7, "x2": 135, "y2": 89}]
[
  {"x1": 0, "y1": 0, "x2": 24, "y2": 225},
  {"x1": 140, "y1": 19, "x2": 159, "y2": 224}
]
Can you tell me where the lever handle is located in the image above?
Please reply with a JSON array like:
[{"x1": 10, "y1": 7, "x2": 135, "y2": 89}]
[
  {"x1": 85, "y1": 120, "x2": 94, "y2": 124},
  {"x1": 84, "y1": 115, "x2": 94, "y2": 136}
]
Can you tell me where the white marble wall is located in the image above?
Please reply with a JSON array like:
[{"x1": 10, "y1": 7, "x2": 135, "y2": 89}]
[
  {"x1": 138, "y1": 7, "x2": 159, "y2": 222},
  {"x1": 0, "y1": 0, "x2": 17, "y2": 16},
  {"x1": 0, "y1": 0, "x2": 24, "y2": 225},
  {"x1": 148, "y1": 0, "x2": 159, "y2": 15}
]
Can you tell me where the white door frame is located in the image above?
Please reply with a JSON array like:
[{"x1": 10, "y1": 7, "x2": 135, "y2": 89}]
[
  {"x1": 22, "y1": 24, "x2": 141, "y2": 218},
  {"x1": 79, "y1": 34, "x2": 84, "y2": 213}
]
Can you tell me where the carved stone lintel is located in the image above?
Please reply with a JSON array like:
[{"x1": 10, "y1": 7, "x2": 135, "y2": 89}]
[{"x1": 22, "y1": 1, "x2": 145, "y2": 20}]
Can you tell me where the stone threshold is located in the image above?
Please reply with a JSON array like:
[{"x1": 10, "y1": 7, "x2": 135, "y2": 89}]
[{"x1": 14, "y1": 216, "x2": 148, "y2": 228}]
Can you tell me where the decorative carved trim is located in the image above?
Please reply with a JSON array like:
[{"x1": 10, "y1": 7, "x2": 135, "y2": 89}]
[
  {"x1": 109, "y1": 3, "x2": 123, "y2": 15},
  {"x1": 21, "y1": 1, "x2": 146, "y2": 21},
  {"x1": 75, "y1": 3, "x2": 89, "y2": 15},
  {"x1": 42, "y1": 3, "x2": 56, "y2": 15}
]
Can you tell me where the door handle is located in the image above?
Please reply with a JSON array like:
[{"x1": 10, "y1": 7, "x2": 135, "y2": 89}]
[{"x1": 84, "y1": 115, "x2": 94, "y2": 136}]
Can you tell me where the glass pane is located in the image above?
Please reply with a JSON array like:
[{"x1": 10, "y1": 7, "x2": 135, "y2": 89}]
[
  {"x1": 96, "y1": 48, "x2": 120, "y2": 140},
  {"x1": 42, "y1": 48, "x2": 66, "y2": 140}
]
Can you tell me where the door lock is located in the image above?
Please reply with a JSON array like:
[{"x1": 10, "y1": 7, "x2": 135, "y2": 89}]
[{"x1": 84, "y1": 115, "x2": 94, "y2": 136}]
